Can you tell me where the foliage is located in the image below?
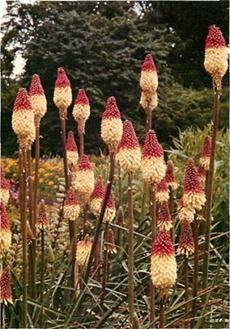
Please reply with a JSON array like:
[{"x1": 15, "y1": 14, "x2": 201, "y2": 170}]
[{"x1": 2, "y1": 125, "x2": 229, "y2": 328}]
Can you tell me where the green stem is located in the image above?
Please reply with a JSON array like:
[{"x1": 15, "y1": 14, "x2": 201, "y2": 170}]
[
  {"x1": 20, "y1": 148, "x2": 28, "y2": 328},
  {"x1": 128, "y1": 172, "x2": 135, "y2": 327},
  {"x1": 202, "y1": 90, "x2": 220, "y2": 297}
]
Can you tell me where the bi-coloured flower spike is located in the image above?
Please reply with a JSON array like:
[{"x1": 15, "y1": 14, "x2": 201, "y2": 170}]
[
  {"x1": 29, "y1": 74, "x2": 47, "y2": 125},
  {"x1": 66, "y1": 131, "x2": 79, "y2": 168},
  {"x1": 90, "y1": 177, "x2": 105, "y2": 217},
  {"x1": 177, "y1": 219, "x2": 195, "y2": 257},
  {"x1": 204, "y1": 25, "x2": 228, "y2": 90},
  {"x1": 36, "y1": 199, "x2": 49, "y2": 229},
  {"x1": 116, "y1": 120, "x2": 141, "y2": 173},
  {"x1": 53, "y1": 67, "x2": 72, "y2": 118},
  {"x1": 140, "y1": 90, "x2": 158, "y2": 113},
  {"x1": 199, "y1": 135, "x2": 212, "y2": 171},
  {"x1": 0, "y1": 266, "x2": 13, "y2": 305},
  {"x1": 105, "y1": 228, "x2": 117, "y2": 254},
  {"x1": 101, "y1": 97, "x2": 123, "y2": 152},
  {"x1": 73, "y1": 89, "x2": 90, "y2": 134},
  {"x1": 156, "y1": 178, "x2": 169, "y2": 203},
  {"x1": 182, "y1": 159, "x2": 206, "y2": 211},
  {"x1": 141, "y1": 130, "x2": 166, "y2": 185},
  {"x1": 76, "y1": 234, "x2": 92, "y2": 270},
  {"x1": 0, "y1": 203, "x2": 11, "y2": 254},
  {"x1": 178, "y1": 197, "x2": 195, "y2": 223},
  {"x1": 157, "y1": 201, "x2": 172, "y2": 231},
  {"x1": 63, "y1": 188, "x2": 80, "y2": 221},
  {"x1": 165, "y1": 160, "x2": 178, "y2": 190},
  {"x1": 103, "y1": 191, "x2": 116, "y2": 223},
  {"x1": 12, "y1": 88, "x2": 35, "y2": 149},
  {"x1": 198, "y1": 165, "x2": 206, "y2": 184},
  {"x1": 150, "y1": 230, "x2": 177, "y2": 298},
  {"x1": 140, "y1": 54, "x2": 158, "y2": 93},
  {"x1": 72, "y1": 155, "x2": 95, "y2": 204},
  {"x1": 0, "y1": 167, "x2": 10, "y2": 206}
]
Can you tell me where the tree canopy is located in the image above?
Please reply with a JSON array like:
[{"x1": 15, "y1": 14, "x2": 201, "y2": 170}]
[{"x1": 1, "y1": 1, "x2": 229, "y2": 156}]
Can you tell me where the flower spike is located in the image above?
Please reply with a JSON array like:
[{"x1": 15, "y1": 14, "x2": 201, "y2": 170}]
[
  {"x1": 141, "y1": 130, "x2": 166, "y2": 185},
  {"x1": 204, "y1": 25, "x2": 228, "y2": 90},
  {"x1": 0, "y1": 167, "x2": 10, "y2": 206},
  {"x1": 101, "y1": 96, "x2": 123, "y2": 152},
  {"x1": 140, "y1": 54, "x2": 158, "y2": 93},
  {"x1": 199, "y1": 135, "x2": 212, "y2": 171},
  {"x1": 177, "y1": 219, "x2": 195, "y2": 257},
  {"x1": 53, "y1": 67, "x2": 72, "y2": 118},
  {"x1": 66, "y1": 131, "x2": 79, "y2": 167},
  {"x1": 63, "y1": 188, "x2": 80, "y2": 221},
  {"x1": 72, "y1": 154, "x2": 95, "y2": 204},
  {"x1": 116, "y1": 120, "x2": 141, "y2": 173},
  {"x1": 0, "y1": 203, "x2": 11, "y2": 254},
  {"x1": 12, "y1": 88, "x2": 35, "y2": 149},
  {"x1": 182, "y1": 159, "x2": 206, "y2": 211},
  {"x1": 150, "y1": 231, "x2": 177, "y2": 298},
  {"x1": 73, "y1": 89, "x2": 90, "y2": 134},
  {"x1": 0, "y1": 266, "x2": 13, "y2": 305},
  {"x1": 90, "y1": 177, "x2": 105, "y2": 217},
  {"x1": 29, "y1": 74, "x2": 47, "y2": 125}
]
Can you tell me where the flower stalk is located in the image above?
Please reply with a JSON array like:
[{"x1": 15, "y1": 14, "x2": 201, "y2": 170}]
[
  {"x1": 20, "y1": 148, "x2": 28, "y2": 328},
  {"x1": 27, "y1": 149, "x2": 36, "y2": 299},
  {"x1": 128, "y1": 172, "x2": 135, "y2": 327},
  {"x1": 100, "y1": 221, "x2": 109, "y2": 308}
]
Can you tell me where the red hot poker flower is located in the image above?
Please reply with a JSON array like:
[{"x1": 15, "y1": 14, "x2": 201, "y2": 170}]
[
  {"x1": 177, "y1": 219, "x2": 195, "y2": 257},
  {"x1": 140, "y1": 54, "x2": 158, "y2": 93},
  {"x1": 157, "y1": 201, "x2": 172, "y2": 231},
  {"x1": 63, "y1": 188, "x2": 80, "y2": 221},
  {"x1": 0, "y1": 202, "x2": 11, "y2": 254},
  {"x1": 150, "y1": 230, "x2": 177, "y2": 298},
  {"x1": 116, "y1": 120, "x2": 141, "y2": 173},
  {"x1": 182, "y1": 159, "x2": 206, "y2": 211},
  {"x1": 53, "y1": 67, "x2": 72, "y2": 117},
  {"x1": 73, "y1": 89, "x2": 90, "y2": 134},
  {"x1": 101, "y1": 97, "x2": 123, "y2": 152},
  {"x1": 199, "y1": 135, "x2": 211, "y2": 171},
  {"x1": 0, "y1": 266, "x2": 13, "y2": 305},
  {"x1": 36, "y1": 199, "x2": 49, "y2": 229},
  {"x1": 66, "y1": 131, "x2": 79, "y2": 167},
  {"x1": 165, "y1": 160, "x2": 178, "y2": 190},
  {"x1": 156, "y1": 178, "x2": 169, "y2": 203},
  {"x1": 1, "y1": 167, "x2": 10, "y2": 205},
  {"x1": 90, "y1": 177, "x2": 105, "y2": 217},
  {"x1": 141, "y1": 130, "x2": 166, "y2": 185},
  {"x1": 204, "y1": 25, "x2": 228, "y2": 90}
]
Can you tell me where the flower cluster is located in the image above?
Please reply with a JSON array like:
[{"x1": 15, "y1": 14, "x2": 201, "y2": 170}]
[
  {"x1": 101, "y1": 97, "x2": 123, "y2": 152},
  {"x1": 141, "y1": 130, "x2": 166, "y2": 186},
  {"x1": 53, "y1": 67, "x2": 72, "y2": 118},
  {"x1": 204, "y1": 25, "x2": 228, "y2": 90},
  {"x1": 150, "y1": 231, "x2": 177, "y2": 298},
  {"x1": 73, "y1": 89, "x2": 90, "y2": 134},
  {"x1": 116, "y1": 120, "x2": 141, "y2": 173},
  {"x1": 140, "y1": 54, "x2": 158, "y2": 113}
]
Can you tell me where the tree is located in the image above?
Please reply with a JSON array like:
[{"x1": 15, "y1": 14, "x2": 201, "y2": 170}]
[{"x1": 1, "y1": 1, "x2": 228, "y2": 156}]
